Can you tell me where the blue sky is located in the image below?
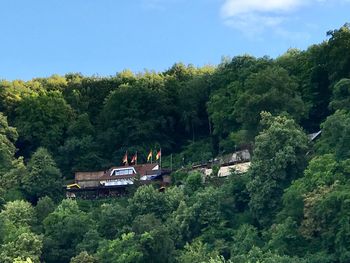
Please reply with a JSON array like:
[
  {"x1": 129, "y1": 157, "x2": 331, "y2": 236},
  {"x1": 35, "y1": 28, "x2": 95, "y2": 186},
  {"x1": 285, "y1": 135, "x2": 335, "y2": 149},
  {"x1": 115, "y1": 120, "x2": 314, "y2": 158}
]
[{"x1": 0, "y1": 0, "x2": 349, "y2": 80}]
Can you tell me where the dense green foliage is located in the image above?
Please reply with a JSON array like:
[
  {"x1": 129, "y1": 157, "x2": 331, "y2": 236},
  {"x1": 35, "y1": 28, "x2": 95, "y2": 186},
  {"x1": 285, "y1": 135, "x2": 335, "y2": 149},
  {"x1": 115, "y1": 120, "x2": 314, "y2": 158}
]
[{"x1": 1, "y1": 24, "x2": 350, "y2": 262}]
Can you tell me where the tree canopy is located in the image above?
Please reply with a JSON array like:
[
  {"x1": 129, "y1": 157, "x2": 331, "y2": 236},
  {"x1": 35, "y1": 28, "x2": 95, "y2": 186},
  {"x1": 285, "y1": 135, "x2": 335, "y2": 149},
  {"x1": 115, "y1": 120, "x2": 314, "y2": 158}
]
[{"x1": 0, "y1": 23, "x2": 350, "y2": 263}]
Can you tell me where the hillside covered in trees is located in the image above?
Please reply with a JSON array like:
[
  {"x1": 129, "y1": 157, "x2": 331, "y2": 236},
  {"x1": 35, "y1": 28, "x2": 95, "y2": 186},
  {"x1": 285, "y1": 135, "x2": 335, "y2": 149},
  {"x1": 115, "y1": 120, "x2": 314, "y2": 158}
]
[{"x1": 0, "y1": 24, "x2": 350, "y2": 262}]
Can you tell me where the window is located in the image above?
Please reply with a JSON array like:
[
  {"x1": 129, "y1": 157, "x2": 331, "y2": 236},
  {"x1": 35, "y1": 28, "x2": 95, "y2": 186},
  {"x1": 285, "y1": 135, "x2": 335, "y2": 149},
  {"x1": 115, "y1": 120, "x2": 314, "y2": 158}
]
[{"x1": 112, "y1": 168, "x2": 134, "y2": 176}]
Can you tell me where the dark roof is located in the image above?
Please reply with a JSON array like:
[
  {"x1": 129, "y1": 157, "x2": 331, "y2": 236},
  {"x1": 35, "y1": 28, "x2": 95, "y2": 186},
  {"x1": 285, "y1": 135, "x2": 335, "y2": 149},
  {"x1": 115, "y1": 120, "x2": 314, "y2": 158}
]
[
  {"x1": 99, "y1": 163, "x2": 159, "y2": 181},
  {"x1": 75, "y1": 171, "x2": 105, "y2": 181},
  {"x1": 134, "y1": 163, "x2": 159, "y2": 176},
  {"x1": 75, "y1": 163, "x2": 159, "y2": 182}
]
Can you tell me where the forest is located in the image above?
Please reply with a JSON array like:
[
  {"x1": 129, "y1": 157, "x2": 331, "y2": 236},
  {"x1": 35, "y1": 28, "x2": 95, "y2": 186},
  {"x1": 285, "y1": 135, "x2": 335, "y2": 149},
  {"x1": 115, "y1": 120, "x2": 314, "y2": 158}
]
[{"x1": 0, "y1": 24, "x2": 350, "y2": 262}]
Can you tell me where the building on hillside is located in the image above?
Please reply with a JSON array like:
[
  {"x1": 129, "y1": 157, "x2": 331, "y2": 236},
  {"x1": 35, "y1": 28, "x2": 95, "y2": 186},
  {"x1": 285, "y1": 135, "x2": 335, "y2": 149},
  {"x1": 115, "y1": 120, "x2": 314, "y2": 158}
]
[
  {"x1": 219, "y1": 149, "x2": 251, "y2": 165},
  {"x1": 192, "y1": 149, "x2": 251, "y2": 170},
  {"x1": 308, "y1": 131, "x2": 322, "y2": 141},
  {"x1": 75, "y1": 171, "x2": 105, "y2": 188},
  {"x1": 190, "y1": 149, "x2": 251, "y2": 178},
  {"x1": 99, "y1": 163, "x2": 161, "y2": 186},
  {"x1": 202, "y1": 162, "x2": 251, "y2": 177},
  {"x1": 66, "y1": 163, "x2": 170, "y2": 198}
]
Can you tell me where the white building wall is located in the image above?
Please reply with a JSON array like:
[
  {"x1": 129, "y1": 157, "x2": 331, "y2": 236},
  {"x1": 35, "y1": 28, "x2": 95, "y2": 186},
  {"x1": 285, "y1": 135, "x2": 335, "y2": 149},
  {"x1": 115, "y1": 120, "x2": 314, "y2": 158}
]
[{"x1": 203, "y1": 162, "x2": 251, "y2": 177}]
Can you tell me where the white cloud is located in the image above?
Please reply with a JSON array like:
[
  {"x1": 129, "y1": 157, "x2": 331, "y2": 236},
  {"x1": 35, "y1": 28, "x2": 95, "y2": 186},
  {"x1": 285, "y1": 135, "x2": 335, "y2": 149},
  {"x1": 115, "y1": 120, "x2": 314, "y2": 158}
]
[
  {"x1": 221, "y1": 0, "x2": 304, "y2": 18},
  {"x1": 220, "y1": 0, "x2": 346, "y2": 37}
]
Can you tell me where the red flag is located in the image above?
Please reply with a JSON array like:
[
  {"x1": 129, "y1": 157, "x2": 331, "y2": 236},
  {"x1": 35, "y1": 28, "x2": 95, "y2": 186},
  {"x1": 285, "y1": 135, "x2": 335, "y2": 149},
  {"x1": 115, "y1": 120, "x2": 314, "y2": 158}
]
[
  {"x1": 131, "y1": 152, "x2": 137, "y2": 164},
  {"x1": 122, "y1": 152, "x2": 128, "y2": 165},
  {"x1": 155, "y1": 150, "x2": 161, "y2": 160}
]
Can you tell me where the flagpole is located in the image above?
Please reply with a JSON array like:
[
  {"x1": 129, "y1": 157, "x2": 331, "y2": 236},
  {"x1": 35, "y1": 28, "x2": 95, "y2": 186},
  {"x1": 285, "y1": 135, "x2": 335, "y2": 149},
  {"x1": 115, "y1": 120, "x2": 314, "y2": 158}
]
[{"x1": 135, "y1": 151, "x2": 137, "y2": 165}]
